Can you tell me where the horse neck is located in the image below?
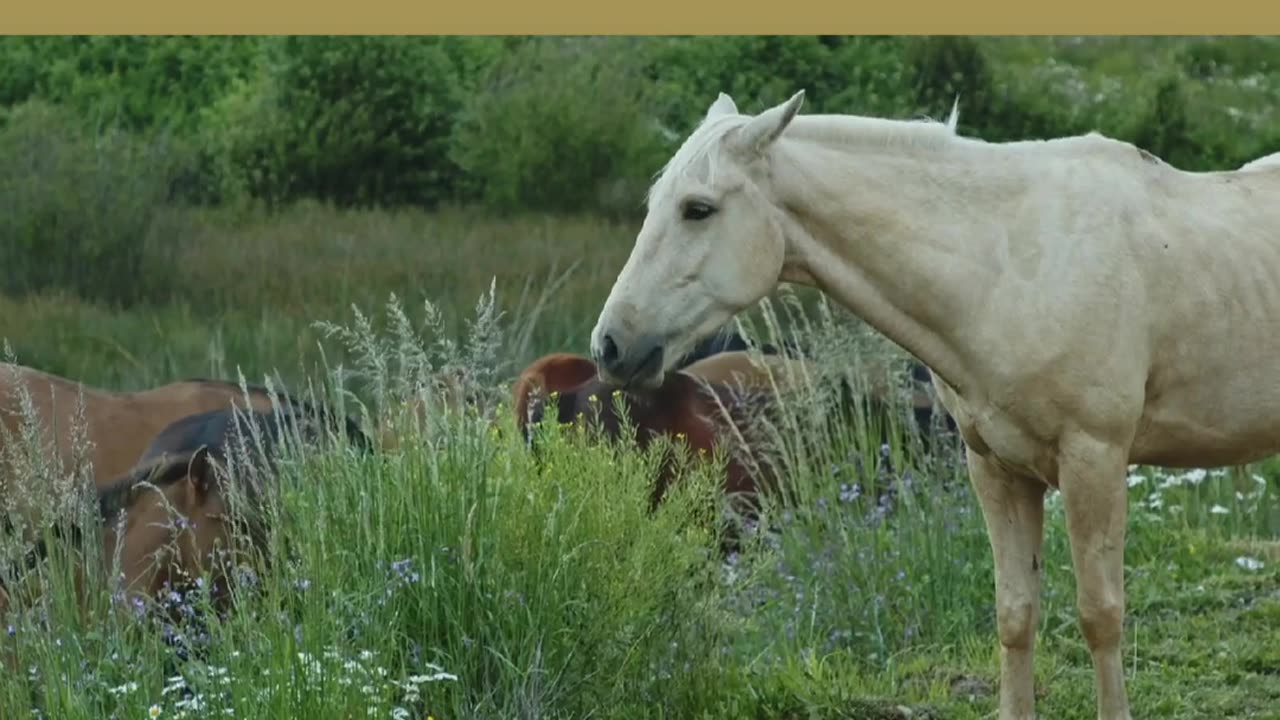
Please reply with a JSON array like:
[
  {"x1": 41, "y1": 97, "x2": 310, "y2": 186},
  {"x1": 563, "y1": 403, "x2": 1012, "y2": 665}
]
[{"x1": 771, "y1": 125, "x2": 1036, "y2": 392}]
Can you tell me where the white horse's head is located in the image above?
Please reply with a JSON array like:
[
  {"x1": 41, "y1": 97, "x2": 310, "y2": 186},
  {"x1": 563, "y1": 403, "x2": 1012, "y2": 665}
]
[{"x1": 590, "y1": 90, "x2": 806, "y2": 388}]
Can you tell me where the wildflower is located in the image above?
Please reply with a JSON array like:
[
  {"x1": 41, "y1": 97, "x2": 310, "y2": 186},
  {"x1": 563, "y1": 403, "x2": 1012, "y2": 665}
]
[
  {"x1": 109, "y1": 681, "x2": 140, "y2": 696},
  {"x1": 1236, "y1": 556, "x2": 1264, "y2": 572},
  {"x1": 6, "y1": 625, "x2": 14, "y2": 637},
  {"x1": 149, "y1": 705, "x2": 163, "y2": 718},
  {"x1": 838, "y1": 483, "x2": 861, "y2": 503},
  {"x1": 408, "y1": 669, "x2": 458, "y2": 683},
  {"x1": 1209, "y1": 504, "x2": 1229, "y2": 515}
]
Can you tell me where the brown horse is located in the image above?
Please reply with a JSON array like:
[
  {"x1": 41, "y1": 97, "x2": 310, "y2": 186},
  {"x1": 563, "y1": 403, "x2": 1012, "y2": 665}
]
[
  {"x1": 83, "y1": 401, "x2": 366, "y2": 619},
  {"x1": 513, "y1": 350, "x2": 957, "y2": 518},
  {"x1": 0, "y1": 362, "x2": 303, "y2": 498},
  {"x1": 514, "y1": 352, "x2": 779, "y2": 517},
  {"x1": 1, "y1": 366, "x2": 371, "y2": 614}
]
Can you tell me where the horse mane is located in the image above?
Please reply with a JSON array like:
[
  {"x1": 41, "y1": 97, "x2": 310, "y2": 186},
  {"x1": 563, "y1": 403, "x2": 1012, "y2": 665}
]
[
  {"x1": 97, "y1": 452, "x2": 205, "y2": 526},
  {"x1": 99, "y1": 406, "x2": 307, "y2": 527},
  {"x1": 179, "y1": 377, "x2": 373, "y2": 454},
  {"x1": 787, "y1": 112, "x2": 960, "y2": 155},
  {"x1": 646, "y1": 102, "x2": 964, "y2": 207}
]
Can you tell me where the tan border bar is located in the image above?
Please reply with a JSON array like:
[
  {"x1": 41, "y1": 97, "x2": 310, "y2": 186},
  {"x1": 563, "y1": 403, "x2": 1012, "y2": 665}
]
[{"x1": 5, "y1": 0, "x2": 1280, "y2": 35}]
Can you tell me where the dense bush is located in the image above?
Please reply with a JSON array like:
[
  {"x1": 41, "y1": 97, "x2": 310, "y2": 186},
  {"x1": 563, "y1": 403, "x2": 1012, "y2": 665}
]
[
  {"x1": 450, "y1": 37, "x2": 670, "y2": 216},
  {"x1": 0, "y1": 36, "x2": 260, "y2": 135},
  {"x1": 1, "y1": 35, "x2": 1279, "y2": 243},
  {"x1": 0, "y1": 100, "x2": 191, "y2": 306},
  {"x1": 207, "y1": 36, "x2": 502, "y2": 208},
  {"x1": 642, "y1": 36, "x2": 915, "y2": 133}
]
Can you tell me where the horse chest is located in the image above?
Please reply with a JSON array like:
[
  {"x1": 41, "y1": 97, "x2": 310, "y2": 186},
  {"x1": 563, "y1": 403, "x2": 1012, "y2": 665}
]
[{"x1": 931, "y1": 376, "x2": 1059, "y2": 485}]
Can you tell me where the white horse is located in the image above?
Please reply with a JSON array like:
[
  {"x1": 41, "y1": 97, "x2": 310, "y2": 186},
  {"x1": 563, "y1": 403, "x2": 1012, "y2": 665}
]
[{"x1": 589, "y1": 89, "x2": 1280, "y2": 720}]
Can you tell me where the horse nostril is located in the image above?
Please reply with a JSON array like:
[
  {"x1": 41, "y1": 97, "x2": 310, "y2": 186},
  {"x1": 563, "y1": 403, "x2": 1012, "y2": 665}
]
[{"x1": 600, "y1": 333, "x2": 620, "y2": 366}]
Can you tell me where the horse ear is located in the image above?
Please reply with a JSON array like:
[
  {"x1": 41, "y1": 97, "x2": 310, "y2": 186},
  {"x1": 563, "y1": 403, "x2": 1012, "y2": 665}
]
[
  {"x1": 705, "y1": 92, "x2": 739, "y2": 122},
  {"x1": 186, "y1": 446, "x2": 216, "y2": 496},
  {"x1": 732, "y1": 89, "x2": 805, "y2": 159}
]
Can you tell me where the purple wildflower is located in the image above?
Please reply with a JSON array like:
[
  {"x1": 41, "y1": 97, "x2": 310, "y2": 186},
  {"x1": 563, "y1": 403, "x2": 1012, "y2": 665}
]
[
  {"x1": 839, "y1": 483, "x2": 862, "y2": 503},
  {"x1": 234, "y1": 566, "x2": 260, "y2": 588}
]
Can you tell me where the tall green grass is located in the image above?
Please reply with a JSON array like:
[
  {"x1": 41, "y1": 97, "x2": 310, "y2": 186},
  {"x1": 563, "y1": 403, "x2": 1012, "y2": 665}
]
[{"x1": 2, "y1": 284, "x2": 1276, "y2": 719}]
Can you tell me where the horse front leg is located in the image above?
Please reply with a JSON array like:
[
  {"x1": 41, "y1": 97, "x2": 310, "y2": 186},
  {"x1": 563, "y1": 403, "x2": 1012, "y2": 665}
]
[
  {"x1": 1057, "y1": 431, "x2": 1132, "y2": 720},
  {"x1": 968, "y1": 447, "x2": 1046, "y2": 720}
]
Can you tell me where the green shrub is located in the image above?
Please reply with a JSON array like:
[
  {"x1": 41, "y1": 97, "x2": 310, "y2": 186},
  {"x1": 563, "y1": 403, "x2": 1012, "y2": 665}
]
[
  {"x1": 642, "y1": 36, "x2": 913, "y2": 133},
  {"x1": 449, "y1": 37, "x2": 670, "y2": 217},
  {"x1": 3, "y1": 36, "x2": 1280, "y2": 215},
  {"x1": 0, "y1": 100, "x2": 189, "y2": 306},
  {"x1": 0, "y1": 36, "x2": 261, "y2": 136},
  {"x1": 201, "y1": 36, "x2": 502, "y2": 210},
  {"x1": 1131, "y1": 76, "x2": 1205, "y2": 169},
  {"x1": 1178, "y1": 36, "x2": 1278, "y2": 80}
]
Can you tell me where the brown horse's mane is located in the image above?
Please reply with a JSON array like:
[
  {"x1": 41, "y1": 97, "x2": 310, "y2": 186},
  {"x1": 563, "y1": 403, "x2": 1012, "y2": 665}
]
[
  {"x1": 96, "y1": 451, "x2": 215, "y2": 526},
  {"x1": 97, "y1": 405, "x2": 316, "y2": 534},
  {"x1": 177, "y1": 377, "x2": 373, "y2": 454}
]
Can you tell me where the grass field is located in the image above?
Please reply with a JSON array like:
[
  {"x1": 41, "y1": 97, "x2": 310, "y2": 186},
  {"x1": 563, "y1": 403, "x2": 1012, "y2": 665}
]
[
  {"x1": 1, "y1": 200, "x2": 1277, "y2": 720},
  {"x1": 3, "y1": 35, "x2": 1280, "y2": 718}
]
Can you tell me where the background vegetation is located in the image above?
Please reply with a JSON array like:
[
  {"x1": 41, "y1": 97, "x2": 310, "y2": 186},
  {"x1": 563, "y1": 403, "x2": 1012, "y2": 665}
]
[{"x1": 1, "y1": 35, "x2": 1278, "y2": 719}]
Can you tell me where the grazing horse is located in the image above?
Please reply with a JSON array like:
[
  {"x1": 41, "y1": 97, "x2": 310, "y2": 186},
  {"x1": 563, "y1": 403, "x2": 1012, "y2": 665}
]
[
  {"x1": 673, "y1": 326, "x2": 804, "y2": 367},
  {"x1": 96, "y1": 404, "x2": 353, "y2": 614},
  {"x1": 0, "y1": 363, "x2": 305, "y2": 498},
  {"x1": 587, "y1": 89, "x2": 1280, "y2": 720},
  {"x1": 513, "y1": 349, "x2": 945, "y2": 514},
  {"x1": 0, "y1": 364, "x2": 368, "y2": 617},
  {"x1": 685, "y1": 348, "x2": 956, "y2": 444},
  {"x1": 509, "y1": 348, "x2": 798, "y2": 509}
]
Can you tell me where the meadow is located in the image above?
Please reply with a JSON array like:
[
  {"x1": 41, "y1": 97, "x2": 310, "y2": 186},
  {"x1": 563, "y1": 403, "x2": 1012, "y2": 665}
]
[{"x1": 1, "y1": 35, "x2": 1279, "y2": 719}]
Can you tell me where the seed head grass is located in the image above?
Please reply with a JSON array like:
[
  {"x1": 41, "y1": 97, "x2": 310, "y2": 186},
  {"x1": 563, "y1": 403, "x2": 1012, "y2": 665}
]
[{"x1": 2, "y1": 217, "x2": 1277, "y2": 719}]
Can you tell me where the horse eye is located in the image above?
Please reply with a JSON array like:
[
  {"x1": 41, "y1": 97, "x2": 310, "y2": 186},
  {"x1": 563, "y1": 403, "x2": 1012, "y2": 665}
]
[{"x1": 682, "y1": 201, "x2": 717, "y2": 221}]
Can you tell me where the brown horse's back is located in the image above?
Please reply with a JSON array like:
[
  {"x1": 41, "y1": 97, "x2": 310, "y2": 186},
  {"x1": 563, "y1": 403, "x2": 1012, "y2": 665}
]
[
  {"x1": 678, "y1": 350, "x2": 815, "y2": 396},
  {"x1": 1, "y1": 364, "x2": 293, "y2": 524}
]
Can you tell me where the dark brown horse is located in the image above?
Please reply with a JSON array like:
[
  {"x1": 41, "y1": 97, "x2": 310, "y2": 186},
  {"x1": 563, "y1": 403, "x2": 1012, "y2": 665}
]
[
  {"x1": 1, "y1": 402, "x2": 367, "y2": 620},
  {"x1": 513, "y1": 351, "x2": 819, "y2": 512},
  {"x1": 95, "y1": 401, "x2": 365, "y2": 614},
  {"x1": 512, "y1": 349, "x2": 959, "y2": 549}
]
